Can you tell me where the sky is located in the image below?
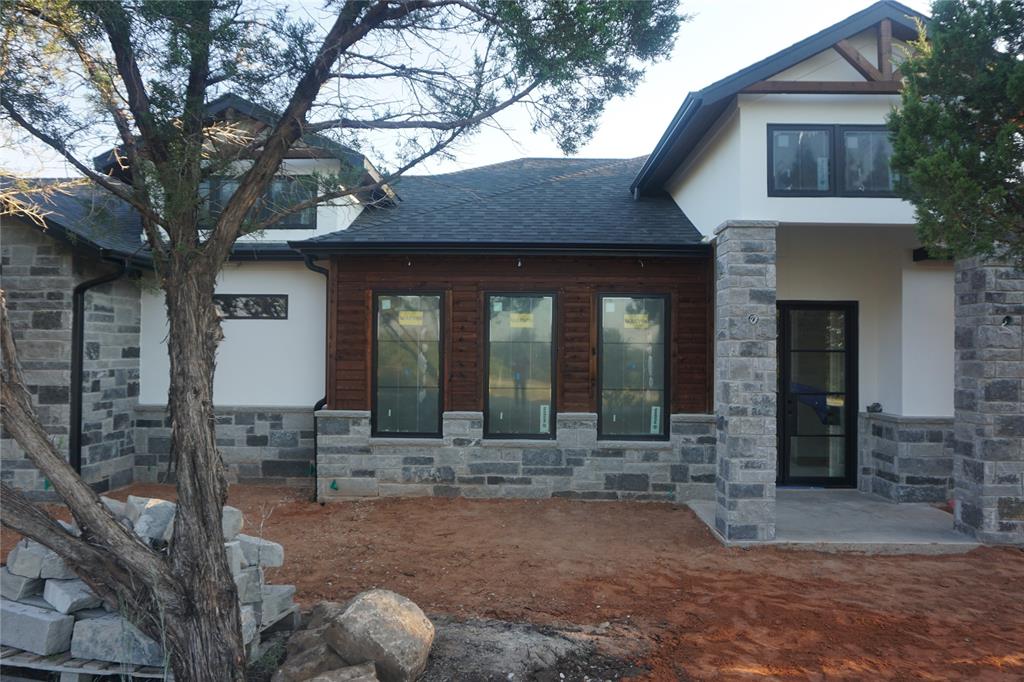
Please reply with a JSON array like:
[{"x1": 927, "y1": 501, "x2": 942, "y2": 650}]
[{"x1": 0, "y1": 0, "x2": 931, "y2": 178}]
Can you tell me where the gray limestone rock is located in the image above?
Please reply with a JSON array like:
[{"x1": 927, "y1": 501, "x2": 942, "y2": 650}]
[
  {"x1": 260, "y1": 584, "x2": 296, "y2": 626},
  {"x1": 70, "y1": 615, "x2": 165, "y2": 667},
  {"x1": 0, "y1": 567, "x2": 42, "y2": 601},
  {"x1": 235, "y1": 533, "x2": 284, "y2": 567},
  {"x1": 235, "y1": 566, "x2": 263, "y2": 604},
  {"x1": 132, "y1": 499, "x2": 177, "y2": 542},
  {"x1": 0, "y1": 597, "x2": 75, "y2": 655},
  {"x1": 43, "y1": 578, "x2": 102, "y2": 614},
  {"x1": 222, "y1": 505, "x2": 244, "y2": 540}
]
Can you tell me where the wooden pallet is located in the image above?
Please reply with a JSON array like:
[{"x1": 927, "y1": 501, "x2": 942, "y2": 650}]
[
  {"x1": 0, "y1": 645, "x2": 170, "y2": 679},
  {"x1": 0, "y1": 604, "x2": 299, "y2": 680}
]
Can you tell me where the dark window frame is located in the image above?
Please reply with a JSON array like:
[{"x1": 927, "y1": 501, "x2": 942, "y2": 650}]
[
  {"x1": 206, "y1": 175, "x2": 318, "y2": 230},
  {"x1": 482, "y1": 291, "x2": 558, "y2": 440},
  {"x1": 767, "y1": 124, "x2": 897, "y2": 198},
  {"x1": 766, "y1": 124, "x2": 835, "y2": 197},
  {"x1": 596, "y1": 292, "x2": 671, "y2": 441},
  {"x1": 371, "y1": 291, "x2": 446, "y2": 438},
  {"x1": 836, "y1": 125, "x2": 898, "y2": 198}
]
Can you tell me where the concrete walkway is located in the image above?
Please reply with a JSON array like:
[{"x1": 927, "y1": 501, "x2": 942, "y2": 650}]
[{"x1": 688, "y1": 489, "x2": 980, "y2": 554}]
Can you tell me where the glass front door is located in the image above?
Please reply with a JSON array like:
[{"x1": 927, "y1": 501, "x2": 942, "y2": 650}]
[{"x1": 778, "y1": 302, "x2": 857, "y2": 486}]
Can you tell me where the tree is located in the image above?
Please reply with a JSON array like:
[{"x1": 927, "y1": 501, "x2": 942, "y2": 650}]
[
  {"x1": 887, "y1": 0, "x2": 1024, "y2": 265},
  {"x1": 0, "y1": 1, "x2": 683, "y2": 679}
]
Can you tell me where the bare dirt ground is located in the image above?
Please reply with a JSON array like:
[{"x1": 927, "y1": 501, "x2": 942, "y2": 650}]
[{"x1": 5, "y1": 483, "x2": 1023, "y2": 681}]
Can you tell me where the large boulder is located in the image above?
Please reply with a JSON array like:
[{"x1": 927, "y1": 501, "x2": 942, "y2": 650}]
[
  {"x1": 271, "y1": 640, "x2": 349, "y2": 682},
  {"x1": 306, "y1": 663, "x2": 379, "y2": 682},
  {"x1": 133, "y1": 499, "x2": 177, "y2": 542},
  {"x1": 324, "y1": 590, "x2": 434, "y2": 682}
]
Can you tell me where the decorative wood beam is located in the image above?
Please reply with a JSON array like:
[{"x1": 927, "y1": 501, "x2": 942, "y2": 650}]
[
  {"x1": 742, "y1": 80, "x2": 901, "y2": 95},
  {"x1": 833, "y1": 39, "x2": 883, "y2": 81},
  {"x1": 878, "y1": 19, "x2": 894, "y2": 80}
]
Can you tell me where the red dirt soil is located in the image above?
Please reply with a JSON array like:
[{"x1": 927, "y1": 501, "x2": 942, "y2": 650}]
[{"x1": 4, "y1": 484, "x2": 1023, "y2": 681}]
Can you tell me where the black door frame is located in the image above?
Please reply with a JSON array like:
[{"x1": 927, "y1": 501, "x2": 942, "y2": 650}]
[{"x1": 777, "y1": 300, "x2": 858, "y2": 487}]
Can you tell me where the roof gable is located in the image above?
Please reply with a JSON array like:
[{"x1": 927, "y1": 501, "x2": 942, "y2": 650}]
[{"x1": 631, "y1": 1, "x2": 927, "y2": 195}]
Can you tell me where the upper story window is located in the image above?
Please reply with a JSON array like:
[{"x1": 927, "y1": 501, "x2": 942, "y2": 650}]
[
  {"x1": 484, "y1": 294, "x2": 556, "y2": 439},
  {"x1": 373, "y1": 293, "x2": 443, "y2": 437},
  {"x1": 206, "y1": 175, "x2": 318, "y2": 229},
  {"x1": 768, "y1": 124, "x2": 895, "y2": 198},
  {"x1": 598, "y1": 295, "x2": 669, "y2": 440}
]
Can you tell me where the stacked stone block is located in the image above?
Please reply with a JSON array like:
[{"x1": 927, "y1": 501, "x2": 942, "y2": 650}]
[
  {"x1": 316, "y1": 411, "x2": 716, "y2": 502},
  {"x1": 858, "y1": 413, "x2": 955, "y2": 502},
  {"x1": 134, "y1": 405, "x2": 316, "y2": 485},
  {"x1": 952, "y1": 258, "x2": 1024, "y2": 544},
  {"x1": 1, "y1": 218, "x2": 139, "y2": 497},
  {"x1": 0, "y1": 495, "x2": 298, "y2": 668},
  {"x1": 712, "y1": 221, "x2": 779, "y2": 542}
]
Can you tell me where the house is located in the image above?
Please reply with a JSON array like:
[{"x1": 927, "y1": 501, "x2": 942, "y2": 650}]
[{"x1": 1, "y1": 1, "x2": 1020, "y2": 546}]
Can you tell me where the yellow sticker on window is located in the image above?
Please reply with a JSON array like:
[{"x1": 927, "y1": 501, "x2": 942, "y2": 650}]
[
  {"x1": 510, "y1": 312, "x2": 534, "y2": 328},
  {"x1": 399, "y1": 310, "x2": 423, "y2": 326},
  {"x1": 826, "y1": 396, "x2": 845, "y2": 407},
  {"x1": 624, "y1": 313, "x2": 649, "y2": 329}
]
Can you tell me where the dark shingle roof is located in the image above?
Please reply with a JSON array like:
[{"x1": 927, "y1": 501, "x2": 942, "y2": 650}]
[
  {"x1": 1, "y1": 179, "x2": 150, "y2": 264},
  {"x1": 292, "y1": 156, "x2": 704, "y2": 255}
]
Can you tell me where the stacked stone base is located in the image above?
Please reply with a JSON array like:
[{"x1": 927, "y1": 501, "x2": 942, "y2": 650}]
[
  {"x1": 133, "y1": 405, "x2": 316, "y2": 485},
  {"x1": 858, "y1": 413, "x2": 955, "y2": 503},
  {"x1": 316, "y1": 411, "x2": 716, "y2": 502},
  {"x1": 0, "y1": 495, "x2": 297, "y2": 672}
]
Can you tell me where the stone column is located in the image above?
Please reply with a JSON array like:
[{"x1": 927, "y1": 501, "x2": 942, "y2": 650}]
[
  {"x1": 713, "y1": 221, "x2": 779, "y2": 542},
  {"x1": 953, "y1": 258, "x2": 1024, "y2": 544}
]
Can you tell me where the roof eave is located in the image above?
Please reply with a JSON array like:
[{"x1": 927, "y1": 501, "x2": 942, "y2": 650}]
[{"x1": 288, "y1": 240, "x2": 710, "y2": 258}]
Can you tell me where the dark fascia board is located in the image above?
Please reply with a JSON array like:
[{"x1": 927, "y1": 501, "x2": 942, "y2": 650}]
[
  {"x1": 631, "y1": 1, "x2": 928, "y2": 195},
  {"x1": 287, "y1": 240, "x2": 711, "y2": 258},
  {"x1": 229, "y1": 243, "x2": 306, "y2": 261}
]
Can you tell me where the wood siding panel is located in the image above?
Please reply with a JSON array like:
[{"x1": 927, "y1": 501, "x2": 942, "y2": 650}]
[{"x1": 327, "y1": 255, "x2": 713, "y2": 414}]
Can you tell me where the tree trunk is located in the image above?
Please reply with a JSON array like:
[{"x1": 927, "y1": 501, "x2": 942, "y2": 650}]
[{"x1": 160, "y1": 261, "x2": 246, "y2": 681}]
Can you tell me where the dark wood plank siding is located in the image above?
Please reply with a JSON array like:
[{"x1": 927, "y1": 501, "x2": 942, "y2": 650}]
[{"x1": 328, "y1": 254, "x2": 713, "y2": 414}]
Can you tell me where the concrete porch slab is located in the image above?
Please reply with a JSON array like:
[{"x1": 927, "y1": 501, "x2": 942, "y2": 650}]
[{"x1": 688, "y1": 489, "x2": 980, "y2": 554}]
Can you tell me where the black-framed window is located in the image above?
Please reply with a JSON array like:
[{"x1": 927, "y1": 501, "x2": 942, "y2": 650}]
[
  {"x1": 484, "y1": 294, "x2": 555, "y2": 439},
  {"x1": 598, "y1": 295, "x2": 669, "y2": 440},
  {"x1": 839, "y1": 126, "x2": 896, "y2": 196},
  {"x1": 768, "y1": 124, "x2": 896, "y2": 197},
  {"x1": 373, "y1": 293, "x2": 443, "y2": 437},
  {"x1": 204, "y1": 175, "x2": 317, "y2": 229}
]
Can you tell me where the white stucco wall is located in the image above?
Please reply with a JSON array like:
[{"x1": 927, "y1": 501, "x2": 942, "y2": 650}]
[
  {"x1": 776, "y1": 225, "x2": 953, "y2": 417},
  {"x1": 139, "y1": 261, "x2": 326, "y2": 407},
  {"x1": 900, "y1": 259, "x2": 955, "y2": 416}
]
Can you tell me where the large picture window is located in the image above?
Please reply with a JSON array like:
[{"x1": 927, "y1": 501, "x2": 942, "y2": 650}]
[
  {"x1": 768, "y1": 125, "x2": 833, "y2": 195},
  {"x1": 598, "y1": 295, "x2": 668, "y2": 439},
  {"x1": 768, "y1": 124, "x2": 896, "y2": 197},
  {"x1": 373, "y1": 294, "x2": 443, "y2": 436},
  {"x1": 839, "y1": 126, "x2": 896, "y2": 196},
  {"x1": 485, "y1": 294, "x2": 555, "y2": 438}
]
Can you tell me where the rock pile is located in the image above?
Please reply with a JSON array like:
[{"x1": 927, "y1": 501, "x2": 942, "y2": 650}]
[
  {"x1": 0, "y1": 494, "x2": 298, "y2": 670},
  {"x1": 275, "y1": 590, "x2": 435, "y2": 682}
]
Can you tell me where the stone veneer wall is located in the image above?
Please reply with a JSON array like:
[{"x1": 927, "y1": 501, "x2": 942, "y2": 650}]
[
  {"x1": 134, "y1": 405, "x2": 316, "y2": 486},
  {"x1": 1, "y1": 219, "x2": 139, "y2": 497},
  {"x1": 857, "y1": 413, "x2": 954, "y2": 503},
  {"x1": 315, "y1": 411, "x2": 716, "y2": 502},
  {"x1": 952, "y1": 258, "x2": 1023, "y2": 544},
  {"x1": 712, "y1": 221, "x2": 778, "y2": 542}
]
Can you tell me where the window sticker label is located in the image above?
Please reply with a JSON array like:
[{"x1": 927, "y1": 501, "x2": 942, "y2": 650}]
[
  {"x1": 539, "y1": 404, "x2": 550, "y2": 433},
  {"x1": 650, "y1": 406, "x2": 662, "y2": 434},
  {"x1": 777, "y1": 134, "x2": 790, "y2": 148},
  {"x1": 605, "y1": 301, "x2": 616, "y2": 313},
  {"x1": 381, "y1": 299, "x2": 392, "y2": 310},
  {"x1": 492, "y1": 300, "x2": 503, "y2": 312},
  {"x1": 510, "y1": 312, "x2": 534, "y2": 328},
  {"x1": 624, "y1": 313, "x2": 649, "y2": 329},
  {"x1": 817, "y1": 157, "x2": 829, "y2": 190},
  {"x1": 399, "y1": 310, "x2": 423, "y2": 326},
  {"x1": 826, "y1": 395, "x2": 845, "y2": 407}
]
